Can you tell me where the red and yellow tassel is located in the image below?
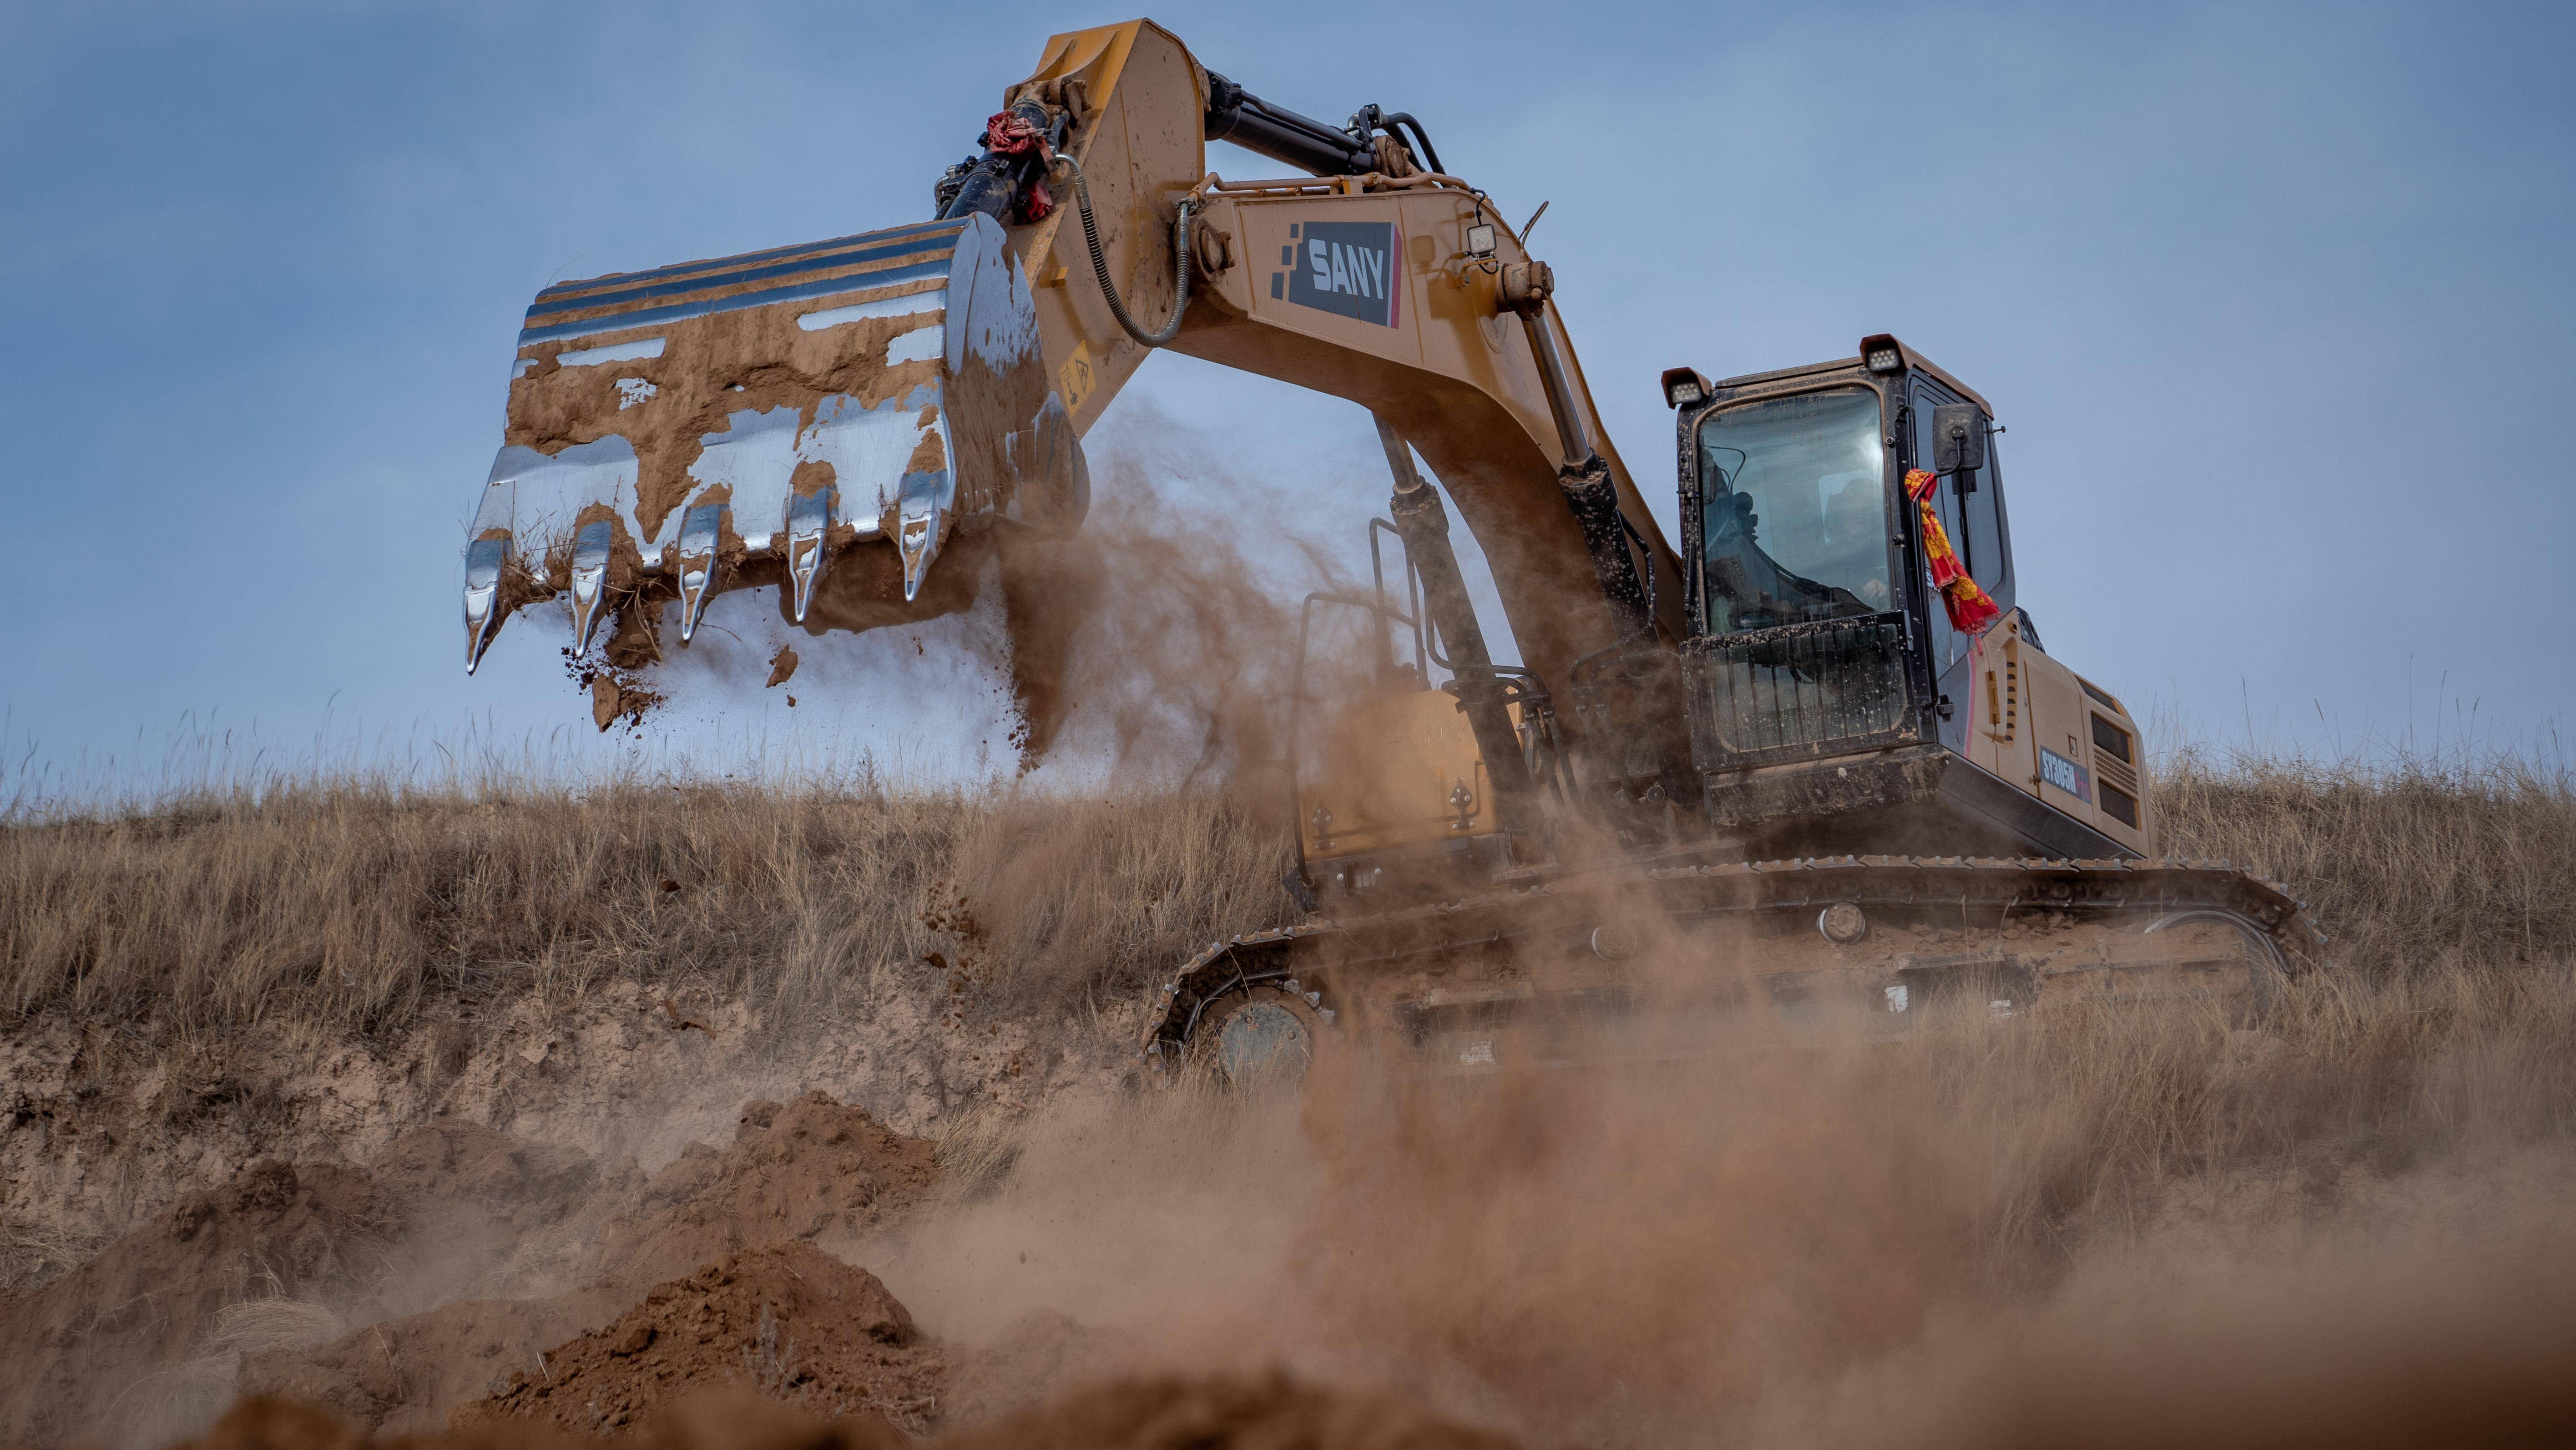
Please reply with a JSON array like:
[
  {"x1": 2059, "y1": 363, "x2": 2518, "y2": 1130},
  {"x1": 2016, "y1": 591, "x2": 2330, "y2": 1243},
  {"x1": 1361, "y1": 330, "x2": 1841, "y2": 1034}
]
[{"x1": 1904, "y1": 469, "x2": 2002, "y2": 634}]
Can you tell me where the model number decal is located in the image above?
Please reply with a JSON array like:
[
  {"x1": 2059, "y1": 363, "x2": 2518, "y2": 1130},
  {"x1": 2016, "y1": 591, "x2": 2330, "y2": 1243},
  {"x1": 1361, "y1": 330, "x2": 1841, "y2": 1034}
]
[
  {"x1": 1272, "y1": 221, "x2": 1402, "y2": 327},
  {"x1": 2039, "y1": 746, "x2": 2091, "y2": 801}
]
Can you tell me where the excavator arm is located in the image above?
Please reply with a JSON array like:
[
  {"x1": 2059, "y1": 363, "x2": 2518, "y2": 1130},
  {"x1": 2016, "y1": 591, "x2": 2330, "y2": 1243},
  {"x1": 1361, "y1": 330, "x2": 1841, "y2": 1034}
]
[{"x1": 457, "y1": 20, "x2": 1682, "y2": 751}]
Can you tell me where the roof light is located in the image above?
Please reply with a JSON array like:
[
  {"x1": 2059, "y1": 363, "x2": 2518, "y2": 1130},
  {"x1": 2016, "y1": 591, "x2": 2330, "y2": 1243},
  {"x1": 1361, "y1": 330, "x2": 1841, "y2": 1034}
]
[
  {"x1": 1660, "y1": 366, "x2": 1713, "y2": 409},
  {"x1": 1860, "y1": 333, "x2": 1905, "y2": 375}
]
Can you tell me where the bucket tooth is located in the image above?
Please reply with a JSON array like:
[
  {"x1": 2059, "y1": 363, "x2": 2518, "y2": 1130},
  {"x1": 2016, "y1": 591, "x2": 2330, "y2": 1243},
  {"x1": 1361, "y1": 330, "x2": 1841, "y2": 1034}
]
[
  {"x1": 462, "y1": 535, "x2": 509, "y2": 674},
  {"x1": 570, "y1": 519, "x2": 615, "y2": 653},
  {"x1": 896, "y1": 477, "x2": 943, "y2": 603},
  {"x1": 786, "y1": 487, "x2": 836, "y2": 624},
  {"x1": 675, "y1": 502, "x2": 726, "y2": 643}
]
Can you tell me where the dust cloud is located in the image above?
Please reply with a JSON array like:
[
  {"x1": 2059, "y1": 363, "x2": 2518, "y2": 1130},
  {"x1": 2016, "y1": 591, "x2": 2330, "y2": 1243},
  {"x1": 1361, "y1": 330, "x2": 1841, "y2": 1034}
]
[
  {"x1": 879, "y1": 989, "x2": 2576, "y2": 1450},
  {"x1": 609, "y1": 399, "x2": 1386, "y2": 789},
  {"x1": 990, "y1": 419, "x2": 1360, "y2": 786},
  {"x1": 14, "y1": 917, "x2": 2576, "y2": 1445}
]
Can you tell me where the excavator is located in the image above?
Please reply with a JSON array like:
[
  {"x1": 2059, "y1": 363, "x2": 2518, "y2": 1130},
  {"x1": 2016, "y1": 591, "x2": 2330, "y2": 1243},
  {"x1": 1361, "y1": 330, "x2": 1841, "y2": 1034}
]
[{"x1": 455, "y1": 20, "x2": 2322, "y2": 1082}]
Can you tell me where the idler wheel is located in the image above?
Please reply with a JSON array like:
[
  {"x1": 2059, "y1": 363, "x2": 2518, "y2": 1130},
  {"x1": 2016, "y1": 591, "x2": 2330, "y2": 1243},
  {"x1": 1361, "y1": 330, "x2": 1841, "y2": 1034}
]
[
  {"x1": 2140, "y1": 910, "x2": 2290, "y2": 1023},
  {"x1": 1817, "y1": 902, "x2": 1870, "y2": 945},
  {"x1": 1191, "y1": 984, "x2": 1329, "y2": 1088}
]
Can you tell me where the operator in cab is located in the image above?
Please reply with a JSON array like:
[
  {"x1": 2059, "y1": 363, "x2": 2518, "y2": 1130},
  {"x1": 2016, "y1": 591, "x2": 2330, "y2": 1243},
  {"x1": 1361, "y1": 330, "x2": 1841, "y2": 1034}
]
[{"x1": 1699, "y1": 387, "x2": 1891, "y2": 634}]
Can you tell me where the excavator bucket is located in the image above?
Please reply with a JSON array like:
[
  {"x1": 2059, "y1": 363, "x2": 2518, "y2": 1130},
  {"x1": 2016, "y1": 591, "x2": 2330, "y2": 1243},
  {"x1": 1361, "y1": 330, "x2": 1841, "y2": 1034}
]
[{"x1": 460, "y1": 211, "x2": 1088, "y2": 672}]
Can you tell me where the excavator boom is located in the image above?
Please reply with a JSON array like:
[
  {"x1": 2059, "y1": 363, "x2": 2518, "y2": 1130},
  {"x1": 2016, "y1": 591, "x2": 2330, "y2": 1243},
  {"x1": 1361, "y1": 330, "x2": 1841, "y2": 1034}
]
[{"x1": 457, "y1": 20, "x2": 1678, "y2": 708}]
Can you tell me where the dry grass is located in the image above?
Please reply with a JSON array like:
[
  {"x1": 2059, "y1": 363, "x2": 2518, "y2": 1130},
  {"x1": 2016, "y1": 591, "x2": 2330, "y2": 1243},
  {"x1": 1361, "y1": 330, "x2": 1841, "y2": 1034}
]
[
  {"x1": 0, "y1": 779, "x2": 1295, "y2": 1045},
  {"x1": 1936, "y1": 958, "x2": 2576, "y2": 1270},
  {"x1": 3, "y1": 743, "x2": 2567, "y2": 1050},
  {"x1": 2156, "y1": 746, "x2": 2576, "y2": 977}
]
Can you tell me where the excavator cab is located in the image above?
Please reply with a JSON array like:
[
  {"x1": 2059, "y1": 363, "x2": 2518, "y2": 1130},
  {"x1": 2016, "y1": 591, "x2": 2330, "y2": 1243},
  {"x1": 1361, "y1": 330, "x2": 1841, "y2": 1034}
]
[{"x1": 1667, "y1": 335, "x2": 2151, "y2": 861}]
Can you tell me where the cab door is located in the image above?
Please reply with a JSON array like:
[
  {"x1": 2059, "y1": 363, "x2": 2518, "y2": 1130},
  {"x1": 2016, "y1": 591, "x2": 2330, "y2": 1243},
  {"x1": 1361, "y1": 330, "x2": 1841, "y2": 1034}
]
[
  {"x1": 1966, "y1": 610, "x2": 2036, "y2": 791},
  {"x1": 1905, "y1": 376, "x2": 2014, "y2": 753}
]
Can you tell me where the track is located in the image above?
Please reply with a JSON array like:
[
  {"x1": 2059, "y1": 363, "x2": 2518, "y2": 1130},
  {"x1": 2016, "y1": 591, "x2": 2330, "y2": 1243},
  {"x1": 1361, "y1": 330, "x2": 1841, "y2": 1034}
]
[{"x1": 1142, "y1": 855, "x2": 2325, "y2": 1077}]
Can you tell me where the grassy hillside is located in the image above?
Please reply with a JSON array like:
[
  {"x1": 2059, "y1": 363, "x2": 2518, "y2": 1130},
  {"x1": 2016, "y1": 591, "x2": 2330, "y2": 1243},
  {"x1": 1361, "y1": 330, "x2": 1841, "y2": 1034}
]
[
  {"x1": 0, "y1": 784, "x2": 1296, "y2": 1044},
  {"x1": 5, "y1": 748, "x2": 2568, "y2": 1047}
]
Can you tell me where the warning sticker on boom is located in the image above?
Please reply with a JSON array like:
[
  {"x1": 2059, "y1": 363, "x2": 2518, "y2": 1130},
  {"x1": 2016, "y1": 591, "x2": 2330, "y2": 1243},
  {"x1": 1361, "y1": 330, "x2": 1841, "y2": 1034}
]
[{"x1": 1273, "y1": 220, "x2": 1402, "y2": 327}]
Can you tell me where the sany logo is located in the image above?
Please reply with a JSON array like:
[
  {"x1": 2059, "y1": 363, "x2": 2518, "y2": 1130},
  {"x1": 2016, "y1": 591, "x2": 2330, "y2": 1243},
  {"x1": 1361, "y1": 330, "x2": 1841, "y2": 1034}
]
[
  {"x1": 1273, "y1": 220, "x2": 1402, "y2": 327},
  {"x1": 1308, "y1": 236, "x2": 1386, "y2": 299}
]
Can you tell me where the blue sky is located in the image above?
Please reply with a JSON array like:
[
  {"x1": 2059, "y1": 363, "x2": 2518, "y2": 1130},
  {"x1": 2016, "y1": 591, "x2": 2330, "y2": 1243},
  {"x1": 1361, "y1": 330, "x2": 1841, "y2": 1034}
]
[{"x1": 4, "y1": 0, "x2": 2570, "y2": 793}]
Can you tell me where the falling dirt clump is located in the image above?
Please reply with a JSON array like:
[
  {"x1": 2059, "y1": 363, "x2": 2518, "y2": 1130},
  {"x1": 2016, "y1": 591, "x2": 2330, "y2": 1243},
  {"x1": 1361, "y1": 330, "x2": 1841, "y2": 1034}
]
[
  {"x1": 565, "y1": 648, "x2": 664, "y2": 734},
  {"x1": 0, "y1": 1159, "x2": 399, "y2": 1444},
  {"x1": 456, "y1": 1240, "x2": 941, "y2": 1437},
  {"x1": 593, "y1": 1093, "x2": 939, "y2": 1293},
  {"x1": 763, "y1": 647, "x2": 798, "y2": 688}
]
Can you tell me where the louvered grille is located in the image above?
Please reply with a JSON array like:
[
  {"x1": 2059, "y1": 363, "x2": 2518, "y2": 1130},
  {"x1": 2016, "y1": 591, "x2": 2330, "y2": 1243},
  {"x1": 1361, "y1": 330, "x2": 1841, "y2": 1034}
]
[
  {"x1": 1686, "y1": 615, "x2": 1910, "y2": 767},
  {"x1": 2099, "y1": 781, "x2": 2141, "y2": 828},
  {"x1": 2090, "y1": 711, "x2": 2141, "y2": 802}
]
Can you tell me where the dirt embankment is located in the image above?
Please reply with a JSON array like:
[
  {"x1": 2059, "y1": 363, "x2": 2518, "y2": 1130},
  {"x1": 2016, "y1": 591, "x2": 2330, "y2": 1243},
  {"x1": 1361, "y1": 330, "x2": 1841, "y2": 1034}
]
[
  {"x1": 0, "y1": 1089, "x2": 966, "y2": 1445},
  {"x1": 1, "y1": 973, "x2": 1087, "y2": 1306}
]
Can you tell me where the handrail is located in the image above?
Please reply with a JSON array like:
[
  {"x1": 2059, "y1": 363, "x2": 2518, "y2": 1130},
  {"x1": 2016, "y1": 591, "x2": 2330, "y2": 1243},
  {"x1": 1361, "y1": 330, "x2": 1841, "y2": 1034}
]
[{"x1": 1367, "y1": 518, "x2": 1428, "y2": 682}]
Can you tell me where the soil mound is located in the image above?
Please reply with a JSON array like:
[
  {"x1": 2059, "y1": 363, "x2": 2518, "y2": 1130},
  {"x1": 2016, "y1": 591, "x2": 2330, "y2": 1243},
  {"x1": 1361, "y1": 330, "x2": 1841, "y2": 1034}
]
[
  {"x1": 237, "y1": 1095, "x2": 938, "y2": 1435},
  {"x1": 455, "y1": 1241, "x2": 940, "y2": 1436},
  {"x1": 0, "y1": 1158, "x2": 399, "y2": 1444},
  {"x1": 593, "y1": 1093, "x2": 939, "y2": 1292}
]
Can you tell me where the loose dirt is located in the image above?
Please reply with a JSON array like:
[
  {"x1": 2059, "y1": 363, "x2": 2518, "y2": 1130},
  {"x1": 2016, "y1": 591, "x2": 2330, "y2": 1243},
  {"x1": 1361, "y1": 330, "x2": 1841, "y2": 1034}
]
[
  {"x1": 591, "y1": 1093, "x2": 939, "y2": 1293},
  {"x1": 229, "y1": 1093, "x2": 939, "y2": 1437},
  {"x1": 456, "y1": 1241, "x2": 937, "y2": 1436}
]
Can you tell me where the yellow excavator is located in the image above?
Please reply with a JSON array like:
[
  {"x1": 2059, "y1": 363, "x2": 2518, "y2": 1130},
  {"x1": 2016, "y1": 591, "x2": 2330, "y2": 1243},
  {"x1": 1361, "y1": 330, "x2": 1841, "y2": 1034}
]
[{"x1": 456, "y1": 20, "x2": 2321, "y2": 1080}]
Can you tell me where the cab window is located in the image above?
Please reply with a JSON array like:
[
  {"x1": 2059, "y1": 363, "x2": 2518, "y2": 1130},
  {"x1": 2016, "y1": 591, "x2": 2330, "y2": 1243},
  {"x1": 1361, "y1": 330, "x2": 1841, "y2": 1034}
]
[{"x1": 1695, "y1": 387, "x2": 1891, "y2": 636}]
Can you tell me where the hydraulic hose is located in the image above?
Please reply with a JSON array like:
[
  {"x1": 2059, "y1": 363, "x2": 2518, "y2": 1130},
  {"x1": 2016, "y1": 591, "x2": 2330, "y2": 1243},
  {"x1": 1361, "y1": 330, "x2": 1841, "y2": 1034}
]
[{"x1": 1053, "y1": 153, "x2": 1194, "y2": 348}]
